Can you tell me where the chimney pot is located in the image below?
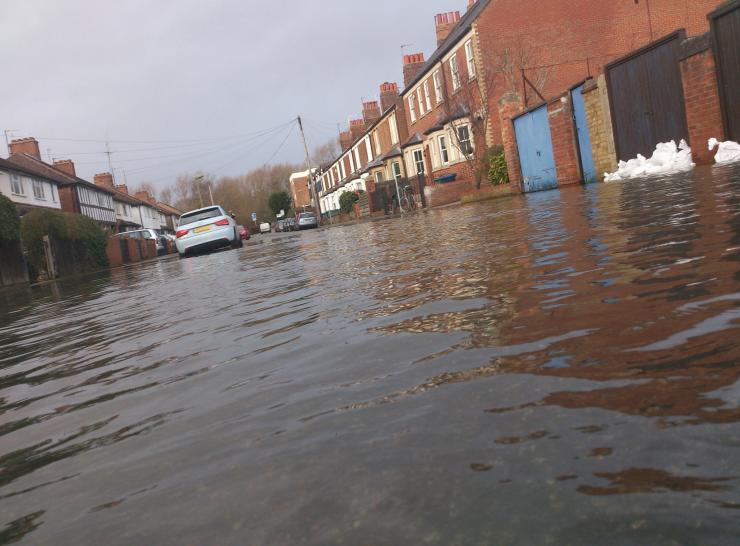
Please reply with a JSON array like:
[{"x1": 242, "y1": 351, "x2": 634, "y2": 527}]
[
  {"x1": 94, "y1": 172, "x2": 115, "y2": 189},
  {"x1": 435, "y1": 10, "x2": 461, "y2": 47}
]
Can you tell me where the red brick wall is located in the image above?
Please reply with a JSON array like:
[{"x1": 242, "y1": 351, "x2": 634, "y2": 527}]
[
  {"x1": 425, "y1": 179, "x2": 470, "y2": 207},
  {"x1": 291, "y1": 175, "x2": 312, "y2": 210},
  {"x1": 680, "y1": 42, "x2": 724, "y2": 165},
  {"x1": 498, "y1": 94, "x2": 524, "y2": 191},
  {"x1": 475, "y1": 0, "x2": 723, "y2": 143},
  {"x1": 547, "y1": 95, "x2": 581, "y2": 186},
  {"x1": 57, "y1": 186, "x2": 78, "y2": 214},
  {"x1": 106, "y1": 238, "x2": 124, "y2": 268}
]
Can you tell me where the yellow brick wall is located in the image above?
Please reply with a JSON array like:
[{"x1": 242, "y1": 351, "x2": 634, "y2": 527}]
[{"x1": 583, "y1": 74, "x2": 617, "y2": 179}]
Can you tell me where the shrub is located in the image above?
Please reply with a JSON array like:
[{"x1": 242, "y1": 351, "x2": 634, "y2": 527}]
[
  {"x1": 339, "y1": 192, "x2": 359, "y2": 215},
  {"x1": 0, "y1": 195, "x2": 20, "y2": 244},
  {"x1": 487, "y1": 145, "x2": 509, "y2": 186},
  {"x1": 21, "y1": 209, "x2": 109, "y2": 279}
]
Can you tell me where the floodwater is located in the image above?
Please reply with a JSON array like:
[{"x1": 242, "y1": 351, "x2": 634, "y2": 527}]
[{"x1": 1, "y1": 164, "x2": 740, "y2": 546}]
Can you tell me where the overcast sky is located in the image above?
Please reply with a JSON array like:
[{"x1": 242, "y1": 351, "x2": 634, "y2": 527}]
[{"x1": 0, "y1": 0, "x2": 468, "y2": 192}]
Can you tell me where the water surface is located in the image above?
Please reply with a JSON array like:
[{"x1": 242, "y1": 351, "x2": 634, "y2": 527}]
[{"x1": 1, "y1": 164, "x2": 739, "y2": 545}]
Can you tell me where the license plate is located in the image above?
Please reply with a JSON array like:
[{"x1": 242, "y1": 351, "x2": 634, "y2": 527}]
[{"x1": 194, "y1": 225, "x2": 212, "y2": 234}]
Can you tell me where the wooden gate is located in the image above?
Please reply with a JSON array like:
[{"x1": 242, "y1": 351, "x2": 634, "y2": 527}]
[
  {"x1": 514, "y1": 105, "x2": 558, "y2": 193},
  {"x1": 711, "y1": 1, "x2": 740, "y2": 141},
  {"x1": 606, "y1": 31, "x2": 688, "y2": 161}
]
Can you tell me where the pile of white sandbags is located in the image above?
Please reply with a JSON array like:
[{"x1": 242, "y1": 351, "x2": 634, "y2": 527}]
[
  {"x1": 708, "y1": 138, "x2": 740, "y2": 164},
  {"x1": 604, "y1": 140, "x2": 695, "y2": 182}
]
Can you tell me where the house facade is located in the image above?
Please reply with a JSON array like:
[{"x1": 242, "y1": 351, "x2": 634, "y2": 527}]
[
  {"x1": 289, "y1": 168, "x2": 315, "y2": 212},
  {"x1": 0, "y1": 156, "x2": 62, "y2": 215}
]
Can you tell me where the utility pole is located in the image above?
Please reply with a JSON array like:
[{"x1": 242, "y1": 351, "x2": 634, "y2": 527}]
[
  {"x1": 297, "y1": 116, "x2": 322, "y2": 223},
  {"x1": 194, "y1": 175, "x2": 204, "y2": 208}
]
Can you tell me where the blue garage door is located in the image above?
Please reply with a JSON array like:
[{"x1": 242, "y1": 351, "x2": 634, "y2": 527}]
[
  {"x1": 514, "y1": 105, "x2": 558, "y2": 193},
  {"x1": 571, "y1": 84, "x2": 597, "y2": 183}
]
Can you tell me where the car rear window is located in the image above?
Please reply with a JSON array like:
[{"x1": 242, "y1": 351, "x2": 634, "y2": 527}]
[
  {"x1": 299, "y1": 213, "x2": 315, "y2": 219},
  {"x1": 179, "y1": 207, "x2": 221, "y2": 226}
]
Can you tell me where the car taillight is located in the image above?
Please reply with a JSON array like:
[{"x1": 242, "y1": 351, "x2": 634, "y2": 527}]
[
  {"x1": 215, "y1": 218, "x2": 230, "y2": 226},
  {"x1": 176, "y1": 229, "x2": 189, "y2": 238}
]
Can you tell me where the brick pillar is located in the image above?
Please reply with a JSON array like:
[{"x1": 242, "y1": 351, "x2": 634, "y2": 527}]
[
  {"x1": 582, "y1": 76, "x2": 617, "y2": 177},
  {"x1": 365, "y1": 179, "x2": 376, "y2": 213},
  {"x1": 498, "y1": 92, "x2": 523, "y2": 192},
  {"x1": 680, "y1": 35, "x2": 724, "y2": 165},
  {"x1": 548, "y1": 94, "x2": 580, "y2": 186}
]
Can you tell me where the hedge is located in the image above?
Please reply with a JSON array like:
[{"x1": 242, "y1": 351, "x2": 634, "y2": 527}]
[
  {"x1": 0, "y1": 195, "x2": 20, "y2": 244},
  {"x1": 21, "y1": 209, "x2": 109, "y2": 279}
]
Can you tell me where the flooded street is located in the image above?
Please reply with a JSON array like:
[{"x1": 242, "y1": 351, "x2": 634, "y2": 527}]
[{"x1": 1, "y1": 164, "x2": 740, "y2": 545}]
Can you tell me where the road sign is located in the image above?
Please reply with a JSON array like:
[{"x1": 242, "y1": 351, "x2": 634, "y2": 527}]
[{"x1": 251, "y1": 212, "x2": 257, "y2": 222}]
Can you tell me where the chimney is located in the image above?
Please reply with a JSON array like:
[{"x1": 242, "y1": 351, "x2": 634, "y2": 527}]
[
  {"x1": 53, "y1": 159, "x2": 76, "y2": 177},
  {"x1": 403, "y1": 53, "x2": 426, "y2": 88},
  {"x1": 435, "y1": 11, "x2": 461, "y2": 47},
  {"x1": 9, "y1": 137, "x2": 41, "y2": 160},
  {"x1": 349, "y1": 119, "x2": 365, "y2": 142},
  {"x1": 379, "y1": 82, "x2": 400, "y2": 112},
  {"x1": 340, "y1": 130, "x2": 353, "y2": 152},
  {"x1": 467, "y1": 0, "x2": 476, "y2": 9},
  {"x1": 115, "y1": 184, "x2": 129, "y2": 195},
  {"x1": 148, "y1": 197, "x2": 157, "y2": 206},
  {"x1": 362, "y1": 101, "x2": 381, "y2": 128},
  {"x1": 94, "y1": 172, "x2": 114, "y2": 189},
  {"x1": 134, "y1": 190, "x2": 150, "y2": 202}
]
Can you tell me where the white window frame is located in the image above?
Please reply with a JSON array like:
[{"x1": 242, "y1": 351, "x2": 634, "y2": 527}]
[
  {"x1": 375, "y1": 171, "x2": 383, "y2": 184},
  {"x1": 373, "y1": 131, "x2": 381, "y2": 154},
  {"x1": 439, "y1": 135, "x2": 450, "y2": 164},
  {"x1": 423, "y1": 80, "x2": 432, "y2": 112},
  {"x1": 450, "y1": 56, "x2": 461, "y2": 91},
  {"x1": 417, "y1": 89, "x2": 425, "y2": 115},
  {"x1": 32, "y1": 179, "x2": 45, "y2": 200},
  {"x1": 10, "y1": 173, "x2": 24, "y2": 195},
  {"x1": 392, "y1": 161, "x2": 402, "y2": 182},
  {"x1": 408, "y1": 94, "x2": 417, "y2": 123},
  {"x1": 413, "y1": 149, "x2": 425, "y2": 175},
  {"x1": 465, "y1": 40, "x2": 476, "y2": 79},
  {"x1": 365, "y1": 136, "x2": 373, "y2": 160},
  {"x1": 457, "y1": 124, "x2": 473, "y2": 155},
  {"x1": 433, "y1": 70, "x2": 443, "y2": 103},
  {"x1": 389, "y1": 116, "x2": 399, "y2": 145}
]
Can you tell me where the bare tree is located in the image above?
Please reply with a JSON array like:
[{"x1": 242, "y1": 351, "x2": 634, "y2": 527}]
[
  {"x1": 494, "y1": 37, "x2": 552, "y2": 104},
  {"x1": 311, "y1": 137, "x2": 340, "y2": 165},
  {"x1": 135, "y1": 182, "x2": 158, "y2": 199}
]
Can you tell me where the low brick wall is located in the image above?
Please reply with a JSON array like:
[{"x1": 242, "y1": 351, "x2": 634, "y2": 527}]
[
  {"x1": 680, "y1": 33, "x2": 724, "y2": 165},
  {"x1": 424, "y1": 179, "x2": 476, "y2": 207},
  {"x1": 106, "y1": 238, "x2": 125, "y2": 269}
]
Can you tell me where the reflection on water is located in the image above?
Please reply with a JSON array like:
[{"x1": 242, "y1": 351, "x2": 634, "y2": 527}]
[{"x1": 1, "y1": 164, "x2": 739, "y2": 545}]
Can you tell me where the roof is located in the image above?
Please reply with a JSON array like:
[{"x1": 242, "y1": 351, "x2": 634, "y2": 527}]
[
  {"x1": 423, "y1": 105, "x2": 471, "y2": 135},
  {"x1": 0, "y1": 156, "x2": 63, "y2": 182},
  {"x1": 157, "y1": 202, "x2": 182, "y2": 215},
  {"x1": 7, "y1": 154, "x2": 117, "y2": 195},
  {"x1": 381, "y1": 145, "x2": 403, "y2": 160},
  {"x1": 402, "y1": 0, "x2": 492, "y2": 95},
  {"x1": 401, "y1": 133, "x2": 424, "y2": 149},
  {"x1": 361, "y1": 156, "x2": 384, "y2": 173}
]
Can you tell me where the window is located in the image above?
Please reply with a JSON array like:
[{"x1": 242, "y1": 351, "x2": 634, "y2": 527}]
[
  {"x1": 10, "y1": 173, "x2": 24, "y2": 195},
  {"x1": 389, "y1": 116, "x2": 399, "y2": 144},
  {"x1": 413, "y1": 149, "x2": 425, "y2": 175},
  {"x1": 392, "y1": 161, "x2": 402, "y2": 182},
  {"x1": 457, "y1": 125, "x2": 473, "y2": 155},
  {"x1": 439, "y1": 135, "x2": 450, "y2": 164},
  {"x1": 424, "y1": 81, "x2": 432, "y2": 111},
  {"x1": 97, "y1": 192, "x2": 106, "y2": 206},
  {"x1": 409, "y1": 94, "x2": 417, "y2": 123},
  {"x1": 32, "y1": 179, "x2": 45, "y2": 200},
  {"x1": 373, "y1": 131, "x2": 381, "y2": 154},
  {"x1": 433, "y1": 71, "x2": 443, "y2": 103},
  {"x1": 375, "y1": 171, "x2": 383, "y2": 184},
  {"x1": 417, "y1": 89, "x2": 425, "y2": 115},
  {"x1": 465, "y1": 40, "x2": 476, "y2": 79},
  {"x1": 51, "y1": 187, "x2": 57, "y2": 203},
  {"x1": 450, "y1": 56, "x2": 461, "y2": 91},
  {"x1": 179, "y1": 207, "x2": 221, "y2": 226}
]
